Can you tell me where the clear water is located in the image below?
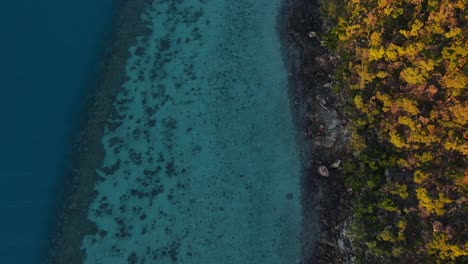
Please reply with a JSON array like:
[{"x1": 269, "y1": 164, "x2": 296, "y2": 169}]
[
  {"x1": 0, "y1": 1, "x2": 114, "y2": 263},
  {"x1": 83, "y1": 0, "x2": 302, "y2": 263}
]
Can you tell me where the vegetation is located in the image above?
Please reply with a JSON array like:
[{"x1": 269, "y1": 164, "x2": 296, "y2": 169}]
[{"x1": 320, "y1": 0, "x2": 467, "y2": 262}]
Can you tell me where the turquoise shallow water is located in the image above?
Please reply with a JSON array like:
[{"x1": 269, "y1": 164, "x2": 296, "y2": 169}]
[{"x1": 82, "y1": 0, "x2": 302, "y2": 263}]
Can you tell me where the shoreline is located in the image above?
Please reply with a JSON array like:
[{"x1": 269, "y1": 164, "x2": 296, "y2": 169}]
[
  {"x1": 278, "y1": 0, "x2": 320, "y2": 262},
  {"x1": 46, "y1": 0, "x2": 151, "y2": 263},
  {"x1": 283, "y1": 0, "x2": 353, "y2": 263},
  {"x1": 47, "y1": 0, "x2": 348, "y2": 263}
]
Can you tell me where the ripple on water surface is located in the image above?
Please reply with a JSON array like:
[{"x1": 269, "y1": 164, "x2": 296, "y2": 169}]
[{"x1": 82, "y1": 0, "x2": 302, "y2": 263}]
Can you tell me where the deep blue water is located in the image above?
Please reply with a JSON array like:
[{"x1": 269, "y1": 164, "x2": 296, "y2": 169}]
[{"x1": 0, "y1": 1, "x2": 115, "y2": 263}]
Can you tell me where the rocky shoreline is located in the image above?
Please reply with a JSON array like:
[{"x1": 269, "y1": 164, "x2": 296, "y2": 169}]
[
  {"x1": 45, "y1": 0, "x2": 151, "y2": 263},
  {"x1": 284, "y1": 0, "x2": 354, "y2": 263},
  {"x1": 47, "y1": 0, "x2": 354, "y2": 263}
]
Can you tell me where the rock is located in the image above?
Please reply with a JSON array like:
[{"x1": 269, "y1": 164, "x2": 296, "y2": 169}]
[
  {"x1": 433, "y1": 221, "x2": 444, "y2": 232},
  {"x1": 319, "y1": 237, "x2": 337, "y2": 248},
  {"x1": 445, "y1": 225, "x2": 455, "y2": 239},
  {"x1": 419, "y1": 206, "x2": 431, "y2": 219},
  {"x1": 318, "y1": 166, "x2": 330, "y2": 177},
  {"x1": 327, "y1": 119, "x2": 338, "y2": 130},
  {"x1": 316, "y1": 95, "x2": 327, "y2": 105},
  {"x1": 421, "y1": 230, "x2": 431, "y2": 243},
  {"x1": 314, "y1": 56, "x2": 330, "y2": 71},
  {"x1": 330, "y1": 160, "x2": 341, "y2": 169},
  {"x1": 305, "y1": 111, "x2": 317, "y2": 121}
]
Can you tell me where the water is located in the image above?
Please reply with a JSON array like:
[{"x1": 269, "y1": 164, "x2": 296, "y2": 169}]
[
  {"x1": 0, "y1": 1, "x2": 115, "y2": 263},
  {"x1": 81, "y1": 0, "x2": 303, "y2": 263}
]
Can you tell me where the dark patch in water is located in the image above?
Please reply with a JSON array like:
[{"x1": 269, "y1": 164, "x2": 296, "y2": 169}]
[
  {"x1": 99, "y1": 229, "x2": 107, "y2": 238},
  {"x1": 165, "y1": 161, "x2": 177, "y2": 176},
  {"x1": 168, "y1": 242, "x2": 180, "y2": 262},
  {"x1": 132, "y1": 128, "x2": 141, "y2": 140},
  {"x1": 159, "y1": 38, "x2": 171, "y2": 51},
  {"x1": 163, "y1": 117, "x2": 177, "y2": 130},
  {"x1": 129, "y1": 150, "x2": 143, "y2": 165},
  {"x1": 127, "y1": 252, "x2": 138, "y2": 264},
  {"x1": 101, "y1": 160, "x2": 121, "y2": 175},
  {"x1": 157, "y1": 152, "x2": 165, "y2": 162},
  {"x1": 108, "y1": 137, "x2": 124, "y2": 148}
]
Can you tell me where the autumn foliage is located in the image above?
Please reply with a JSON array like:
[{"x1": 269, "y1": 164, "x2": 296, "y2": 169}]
[{"x1": 321, "y1": 0, "x2": 467, "y2": 262}]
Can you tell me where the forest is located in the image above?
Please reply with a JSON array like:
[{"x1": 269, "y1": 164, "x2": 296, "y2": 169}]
[{"x1": 319, "y1": 0, "x2": 467, "y2": 262}]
